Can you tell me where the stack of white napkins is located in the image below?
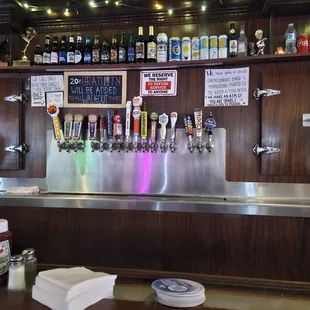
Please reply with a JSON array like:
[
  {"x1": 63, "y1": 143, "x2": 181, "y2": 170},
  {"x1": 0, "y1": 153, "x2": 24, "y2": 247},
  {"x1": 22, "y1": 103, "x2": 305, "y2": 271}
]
[{"x1": 32, "y1": 267, "x2": 117, "y2": 310}]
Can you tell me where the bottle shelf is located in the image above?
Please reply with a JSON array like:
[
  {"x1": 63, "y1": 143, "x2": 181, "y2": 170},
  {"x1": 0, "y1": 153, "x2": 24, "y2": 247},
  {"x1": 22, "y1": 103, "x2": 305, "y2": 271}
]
[{"x1": 1, "y1": 53, "x2": 310, "y2": 72}]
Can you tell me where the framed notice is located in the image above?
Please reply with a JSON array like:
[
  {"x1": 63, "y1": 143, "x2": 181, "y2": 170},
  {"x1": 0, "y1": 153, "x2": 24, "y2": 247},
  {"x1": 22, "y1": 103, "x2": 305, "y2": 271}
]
[
  {"x1": 140, "y1": 70, "x2": 177, "y2": 96},
  {"x1": 204, "y1": 67, "x2": 249, "y2": 107},
  {"x1": 64, "y1": 71, "x2": 127, "y2": 108},
  {"x1": 46, "y1": 91, "x2": 64, "y2": 107}
]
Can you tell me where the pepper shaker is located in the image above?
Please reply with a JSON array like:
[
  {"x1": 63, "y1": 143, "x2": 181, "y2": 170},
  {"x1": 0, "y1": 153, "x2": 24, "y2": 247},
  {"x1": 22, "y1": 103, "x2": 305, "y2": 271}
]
[
  {"x1": 22, "y1": 248, "x2": 37, "y2": 290},
  {"x1": 8, "y1": 255, "x2": 26, "y2": 291}
]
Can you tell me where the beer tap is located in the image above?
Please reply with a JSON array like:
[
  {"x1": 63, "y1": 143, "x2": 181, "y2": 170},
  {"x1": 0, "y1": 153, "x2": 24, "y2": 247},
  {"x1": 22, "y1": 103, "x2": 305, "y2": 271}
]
[
  {"x1": 107, "y1": 108, "x2": 115, "y2": 152},
  {"x1": 59, "y1": 114, "x2": 73, "y2": 152},
  {"x1": 113, "y1": 114, "x2": 124, "y2": 152},
  {"x1": 141, "y1": 101, "x2": 149, "y2": 152},
  {"x1": 150, "y1": 112, "x2": 158, "y2": 153},
  {"x1": 99, "y1": 114, "x2": 106, "y2": 152},
  {"x1": 169, "y1": 112, "x2": 178, "y2": 153},
  {"x1": 47, "y1": 105, "x2": 62, "y2": 152},
  {"x1": 159, "y1": 113, "x2": 169, "y2": 153},
  {"x1": 71, "y1": 114, "x2": 84, "y2": 152},
  {"x1": 205, "y1": 112, "x2": 217, "y2": 153},
  {"x1": 194, "y1": 109, "x2": 203, "y2": 153},
  {"x1": 88, "y1": 114, "x2": 99, "y2": 152},
  {"x1": 132, "y1": 96, "x2": 143, "y2": 153},
  {"x1": 125, "y1": 101, "x2": 133, "y2": 152},
  {"x1": 184, "y1": 114, "x2": 194, "y2": 153}
]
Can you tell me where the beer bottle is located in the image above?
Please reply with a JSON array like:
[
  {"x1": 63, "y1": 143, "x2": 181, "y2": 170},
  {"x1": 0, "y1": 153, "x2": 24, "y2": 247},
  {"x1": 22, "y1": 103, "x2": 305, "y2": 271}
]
[
  {"x1": 127, "y1": 31, "x2": 135, "y2": 63},
  {"x1": 147, "y1": 26, "x2": 157, "y2": 63},
  {"x1": 75, "y1": 33, "x2": 83, "y2": 64},
  {"x1": 136, "y1": 27, "x2": 145, "y2": 63},
  {"x1": 119, "y1": 32, "x2": 127, "y2": 64},
  {"x1": 92, "y1": 35, "x2": 100, "y2": 64},
  {"x1": 59, "y1": 35, "x2": 67, "y2": 65},
  {"x1": 33, "y1": 45, "x2": 43, "y2": 65},
  {"x1": 83, "y1": 36, "x2": 92, "y2": 64},
  {"x1": 50, "y1": 36, "x2": 59, "y2": 65},
  {"x1": 43, "y1": 35, "x2": 51, "y2": 65},
  {"x1": 110, "y1": 34, "x2": 118, "y2": 64},
  {"x1": 229, "y1": 23, "x2": 237, "y2": 57},
  {"x1": 101, "y1": 38, "x2": 110, "y2": 64},
  {"x1": 67, "y1": 34, "x2": 75, "y2": 65}
]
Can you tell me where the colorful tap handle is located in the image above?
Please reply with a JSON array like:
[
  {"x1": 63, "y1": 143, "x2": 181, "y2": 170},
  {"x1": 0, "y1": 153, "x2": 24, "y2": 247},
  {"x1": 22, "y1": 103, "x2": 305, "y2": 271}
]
[
  {"x1": 64, "y1": 114, "x2": 73, "y2": 140},
  {"x1": 194, "y1": 109, "x2": 203, "y2": 138},
  {"x1": 125, "y1": 101, "x2": 132, "y2": 139},
  {"x1": 141, "y1": 101, "x2": 148, "y2": 140},
  {"x1": 99, "y1": 114, "x2": 105, "y2": 143},
  {"x1": 47, "y1": 105, "x2": 61, "y2": 140},
  {"x1": 73, "y1": 114, "x2": 84, "y2": 140},
  {"x1": 150, "y1": 112, "x2": 158, "y2": 141},
  {"x1": 88, "y1": 114, "x2": 98, "y2": 140},
  {"x1": 132, "y1": 96, "x2": 143, "y2": 137},
  {"x1": 170, "y1": 112, "x2": 178, "y2": 142},
  {"x1": 113, "y1": 115, "x2": 123, "y2": 137},
  {"x1": 107, "y1": 108, "x2": 114, "y2": 139},
  {"x1": 184, "y1": 114, "x2": 194, "y2": 136},
  {"x1": 204, "y1": 112, "x2": 217, "y2": 133},
  {"x1": 159, "y1": 113, "x2": 169, "y2": 141}
]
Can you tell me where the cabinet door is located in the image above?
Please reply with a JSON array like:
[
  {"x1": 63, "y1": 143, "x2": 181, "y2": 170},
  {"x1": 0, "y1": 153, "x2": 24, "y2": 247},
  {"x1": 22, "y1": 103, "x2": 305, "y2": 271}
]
[
  {"x1": 261, "y1": 62, "x2": 310, "y2": 176},
  {"x1": 0, "y1": 77, "x2": 21, "y2": 170}
]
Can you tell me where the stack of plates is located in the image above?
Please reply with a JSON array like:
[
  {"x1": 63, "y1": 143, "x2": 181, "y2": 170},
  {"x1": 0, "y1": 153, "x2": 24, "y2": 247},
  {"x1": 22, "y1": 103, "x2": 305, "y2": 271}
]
[{"x1": 151, "y1": 278, "x2": 205, "y2": 308}]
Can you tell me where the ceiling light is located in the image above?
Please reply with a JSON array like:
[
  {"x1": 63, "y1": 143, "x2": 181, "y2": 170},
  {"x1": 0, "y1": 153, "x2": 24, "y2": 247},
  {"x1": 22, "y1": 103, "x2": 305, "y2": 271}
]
[
  {"x1": 64, "y1": 8, "x2": 70, "y2": 16},
  {"x1": 23, "y1": 2, "x2": 29, "y2": 9},
  {"x1": 89, "y1": 1, "x2": 96, "y2": 7},
  {"x1": 105, "y1": 0, "x2": 109, "y2": 3},
  {"x1": 47, "y1": 8, "x2": 52, "y2": 15},
  {"x1": 201, "y1": 5, "x2": 207, "y2": 11},
  {"x1": 155, "y1": 3, "x2": 163, "y2": 10},
  {"x1": 115, "y1": 1, "x2": 120, "y2": 6},
  {"x1": 168, "y1": 9, "x2": 173, "y2": 15}
]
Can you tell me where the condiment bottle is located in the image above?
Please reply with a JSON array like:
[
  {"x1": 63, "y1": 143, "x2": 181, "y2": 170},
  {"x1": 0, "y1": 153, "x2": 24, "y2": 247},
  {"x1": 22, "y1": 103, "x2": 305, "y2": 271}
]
[
  {"x1": 22, "y1": 248, "x2": 37, "y2": 290},
  {"x1": 8, "y1": 255, "x2": 26, "y2": 291},
  {"x1": 0, "y1": 219, "x2": 12, "y2": 286}
]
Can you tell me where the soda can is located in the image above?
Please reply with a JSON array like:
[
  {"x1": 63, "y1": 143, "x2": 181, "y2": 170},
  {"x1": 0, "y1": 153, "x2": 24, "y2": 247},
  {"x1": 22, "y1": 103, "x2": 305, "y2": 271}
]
[
  {"x1": 218, "y1": 34, "x2": 228, "y2": 58},
  {"x1": 182, "y1": 37, "x2": 191, "y2": 61},
  {"x1": 209, "y1": 35, "x2": 218, "y2": 59},
  {"x1": 200, "y1": 36, "x2": 209, "y2": 60},
  {"x1": 192, "y1": 37, "x2": 200, "y2": 60},
  {"x1": 157, "y1": 33, "x2": 168, "y2": 62},
  {"x1": 297, "y1": 34, "x2": 309, "y2": 53},
  {"x1": 169, "y1": 37, "x2": 181, "y2": 61}
]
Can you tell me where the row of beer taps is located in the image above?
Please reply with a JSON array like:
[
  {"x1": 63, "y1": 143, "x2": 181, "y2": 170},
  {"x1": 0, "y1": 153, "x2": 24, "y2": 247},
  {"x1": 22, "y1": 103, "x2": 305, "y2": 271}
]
[{"x1": 57, "y1": 96, "x2": 217, "y2": 153}]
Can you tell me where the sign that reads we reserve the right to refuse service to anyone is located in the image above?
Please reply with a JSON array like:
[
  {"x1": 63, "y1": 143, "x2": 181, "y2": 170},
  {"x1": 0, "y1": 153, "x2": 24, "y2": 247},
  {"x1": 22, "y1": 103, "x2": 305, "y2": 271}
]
[
  {"x1": 140, "y1": 70, "x2": 177, "y2": 96},
  {"x1": 204, "y1": 67, "x2": 249, "y2": 107}
]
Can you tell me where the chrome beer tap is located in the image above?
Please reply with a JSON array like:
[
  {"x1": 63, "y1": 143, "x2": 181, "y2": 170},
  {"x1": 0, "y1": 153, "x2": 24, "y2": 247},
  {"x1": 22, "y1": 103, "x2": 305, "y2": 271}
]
[
  {"x1": 132, "y1": 96, "x2": 143, "y2": 153},
  {"x1": 141, "y1": 101, "x2": 149, "y2": 152},
  {"x1": 59, "y1": 113, "x2": 73, "y2": 152},
  {"x1": 113, "y1": 114, "x2": 124, "y2": 152},
  {"x1": 99, "y1": 114, "x2": 106, "y2": 152},
  {"x1": 184, "y1": 114, "x2": 194, "y2": 153},
  {"x1": 71, "y1": 114, "x2": 84, "y2": 152},
  {"x1": 89, "y1": 114, "x2": 99, "y2": 152},
  {"x1": 150, "y1": 112, "x2": 158, "y2": 153},
  {"x1": 125, "y1": 101, "x2": 133, "y2": 152},
  {"x1": 194, "y1": 109, "x2": 203, "y2": 153},
  {"x1": 205, "y1": 112, "x2": 217, "y2": 153},
  {"x1": 107, "y1": 108, "x2": 115, "y2": 152},
  {"x1": 169, "y1": 112, "x2": 178, "y2": 153},
  {"x1": 159, "y1": 113, "x2": 169, "y2": 153}
]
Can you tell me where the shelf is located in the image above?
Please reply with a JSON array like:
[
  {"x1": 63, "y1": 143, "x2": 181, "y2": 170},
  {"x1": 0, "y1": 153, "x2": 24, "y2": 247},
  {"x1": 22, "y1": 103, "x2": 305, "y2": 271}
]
[{"x1": 1, "y1": 53, "x2": 310, "y2": 73}]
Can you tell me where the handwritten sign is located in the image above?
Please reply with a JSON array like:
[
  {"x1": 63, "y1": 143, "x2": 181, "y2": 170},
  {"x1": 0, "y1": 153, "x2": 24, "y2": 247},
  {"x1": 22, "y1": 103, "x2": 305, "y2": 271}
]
[
  {"x1": 64, "y1": 71, "x2": 127, "y2": 108},
  {"x1": 204, "y1": 67, "x2": 249, "y2": 107},
  {"x1": 140, "y1": 70, "x2": 177, "y2": 96},
  {"x1": 46, "y1": 91, "x2": 64, "y2": 107},
  {"x1": 31, "y1": 75, "x2": 64, "y2": 107}
]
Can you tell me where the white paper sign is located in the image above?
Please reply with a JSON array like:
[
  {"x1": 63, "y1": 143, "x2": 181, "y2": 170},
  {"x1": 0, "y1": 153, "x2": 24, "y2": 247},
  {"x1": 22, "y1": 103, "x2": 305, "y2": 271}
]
[
  {"x1": 31, "y1": 75, "x2": 64, "y2": 107},
  {"x1": 140, "y1": 70, "x2": 177, "y2": 96},
  {"x1": 303, "y1": 114, "x2": 310, "y2": 127},
  {"x1": 46, "y1": 91, "x2": 64, "y2": 107},
  {"x1": 204, "y1": 67, "x2": 249, "y2": 107}
]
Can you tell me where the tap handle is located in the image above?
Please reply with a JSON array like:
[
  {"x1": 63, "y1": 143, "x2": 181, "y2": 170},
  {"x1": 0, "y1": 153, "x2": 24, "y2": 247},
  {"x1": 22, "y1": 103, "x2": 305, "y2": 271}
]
[
  {"x1": 113, "y1": 115, "x2": 123, "y2": 137},
  {"x1": 107, "y1": 108, "x2": 114, "y2": 139},
  {"x1": 170, "y1": 112, "x2": 178, "y2": 141},
  {"x1": 133, "y1": 96, "x2": 142, "y2": 138},
  {"x1": 184, "y1": 114, "x2": 193, "y2": 137},
  {"x1": 88, "y1": 114, "x2": 98, "y2": 140},
  {"x1": 125, "y1": 101, "x2": 132, "y2": 138},
  {"x1": 204, "y1": 112, "x2": 217, "y2": 133},
  {"x1": 100, "y1": 114, "x2": 105, "y2": 142},
  {"x1": 194, "y1": 109, "x2": 203, "y2": 138},
  {"x1": 159, "y1": 113, "x2": 169, "y2": 141},
  {"x1": 64, "y1": 114, "x2": 73, "y2": 140}
]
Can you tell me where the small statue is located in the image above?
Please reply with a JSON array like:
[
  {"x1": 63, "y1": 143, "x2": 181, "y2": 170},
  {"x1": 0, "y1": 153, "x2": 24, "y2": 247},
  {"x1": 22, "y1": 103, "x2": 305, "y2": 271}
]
[
  {"x1": 255, "y1": 29, "x2": 267, "y2": 56},
  {"x1": 21, "y1": 27, "x2": 37, "y2": 61},
  {"x1": 248, "y1": 42, "x2": 256, "y2": 56}
]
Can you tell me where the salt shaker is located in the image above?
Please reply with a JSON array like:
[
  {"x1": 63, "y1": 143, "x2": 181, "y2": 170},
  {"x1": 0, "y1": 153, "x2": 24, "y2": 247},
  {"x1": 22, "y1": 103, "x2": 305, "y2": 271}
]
[
  {"x1": 8, "y1": 255, "x2": 26, "y2": 291},
  {"x1": 22, "y1": 248, "x2": 37, "y2": 290}
]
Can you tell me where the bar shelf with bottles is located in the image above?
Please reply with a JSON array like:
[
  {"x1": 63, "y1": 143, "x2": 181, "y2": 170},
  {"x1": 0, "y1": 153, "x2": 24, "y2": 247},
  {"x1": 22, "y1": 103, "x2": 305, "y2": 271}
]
[{"x1": 49, "y1": 97, "x2": 217, "y2": 154}]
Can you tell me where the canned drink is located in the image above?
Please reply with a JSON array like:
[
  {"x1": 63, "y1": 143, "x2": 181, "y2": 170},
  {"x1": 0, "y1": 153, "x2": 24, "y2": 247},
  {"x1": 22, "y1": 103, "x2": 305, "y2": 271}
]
[
  {"x1": 209, "y1": 35, "x2": 218, "y2": 59},
  {"x1": 297, "y1": 34, "x2": 309, "y2": 53},
  {"x1": 169, "y1": 37, "x2": 181, "y2": 61},
  {"x1": 218, "y1": 34, "x2": 228, "y2": 58},
  {"x1": 182, "y1": 37, "x2": 191, "y2": 61},
  {"x1": 157, "y1": 33, "x2": 168, "y2": 62},
  {"x1": 192, "y1": 37, "x2": 200, "y2": 60},
  {"x1": 200, "y1": 36, "x2": 209, "y2": 60}
]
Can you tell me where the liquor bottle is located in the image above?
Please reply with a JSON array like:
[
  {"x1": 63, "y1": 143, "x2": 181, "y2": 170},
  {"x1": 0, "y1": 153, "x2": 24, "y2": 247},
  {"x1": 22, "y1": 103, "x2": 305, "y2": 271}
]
[
  {"x1": 127, "y1": 31, "x2": 135, "y2": 63},
  {"x1": 229, "y1": 23, "x2": 237, "y2": 57},
  {"x1": 136, "y1": 27, "x2": 145, "y2": 63},
  {"x1": 33, "y1": 45, "x2": 43, "y2": 65},
  {"x1": 147, "y1": 26, "x2": 157, "y2": 62},
  {"x1": 92, "y1": 35, "x2": 100, "y2": 64},
  {"x1": 101, "y1": 38, "x2": 110, "y2": 64},
  {"x1": 43, "y1": 35, "x2": 51, "y2": 65},
  {"x1": 118, "y1": 32, "x2": 127, "y2": 64},
  {"x1": 75, "y1": 33, "x2": 83, "y2": 64},
  {"x1": 110, "y1": 34, "x2": 118, "y2": 64},
  {"x1": 237, "y1": 25, "x2": 248, "y2": 57},
  {"x1": 50, "y1": 36, "x2": 59, "y2": 65},
  {"x1": 84, "y1": 36, "x2": 92, "y2": 64},
  {"x1": 67, "y1": 34, "x2": 75, "y2": 65},
  {"x1": 59, "y1": 35, "x2": 67, "y2": 65}
]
